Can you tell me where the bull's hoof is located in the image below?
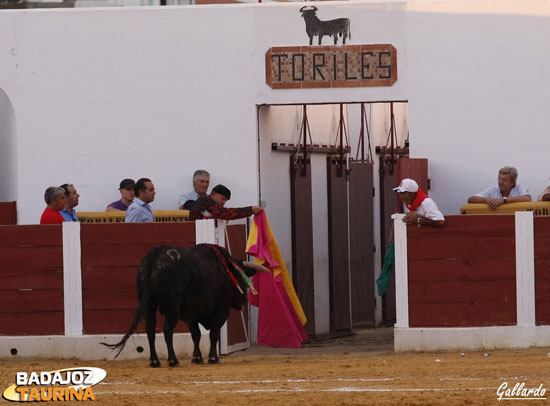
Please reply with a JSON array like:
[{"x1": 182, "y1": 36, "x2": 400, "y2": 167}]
[
  {"x1": 150, "y1": 360, "x2": 161, "y2": 368},
  {"x1": 208, "y1": 358, "x2": 220, "y2": 364},
  {"x1": 191, "y1": 357, "x2": 204, "y2": 365},
  {"x1": 168, "y1": 359, "x2": 180, "y2": 367}
]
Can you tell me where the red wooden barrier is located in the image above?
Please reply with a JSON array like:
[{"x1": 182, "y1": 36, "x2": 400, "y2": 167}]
[
  {"x1": 0, "y1": 202, "x2": 17, "y2": 225},
  {"x1": 534, "y1": 217, "x2": 550, "y2": 325},
  {"x1": 0, "y1": 225, "x2": 64, "y2": 335},
  {"x1": 407, "y1": 215, "x2": 516, "y2": 327},
  {"x1": 80, "y1": 223, "x2": 196, "y2": 334}
]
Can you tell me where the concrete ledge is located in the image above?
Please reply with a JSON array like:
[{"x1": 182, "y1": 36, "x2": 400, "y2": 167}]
[
  {"x1": 395, "y1": 326, "x2": 550, "y2": 352},
  {"x1": 0, "y1": 332, "x2": 209, "y2": 361}
]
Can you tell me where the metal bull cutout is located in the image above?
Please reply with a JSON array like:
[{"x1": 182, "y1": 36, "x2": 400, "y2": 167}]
[{"x1": 300, "y1": 6, "x2": 351, "y2": 46}]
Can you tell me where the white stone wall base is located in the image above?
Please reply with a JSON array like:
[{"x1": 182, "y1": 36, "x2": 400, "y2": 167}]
[
  {"x1": 395, "y1": 326, "x2": 550, "y2": 352},
  {"x1": 0, "y1": 332, "x2": 209, "y2": 361}
]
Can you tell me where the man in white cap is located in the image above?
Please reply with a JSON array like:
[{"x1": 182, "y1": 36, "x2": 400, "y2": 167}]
[{"x1": 393, "y1": 178, "x2": 445, "y2": 227}]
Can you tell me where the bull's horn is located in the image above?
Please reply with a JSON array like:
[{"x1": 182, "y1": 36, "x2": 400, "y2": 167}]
[
  {"x1": 243, "y1": 261, "x2": 270, "y2": 274},
  {"x1": 299, "y1": 5, "x2": 316, "y2": 11},
  {"x1": 310, "y1": 5, "x2": 317, "y2": 11}
]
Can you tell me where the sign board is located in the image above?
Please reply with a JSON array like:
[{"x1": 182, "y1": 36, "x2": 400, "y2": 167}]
[{"x1": 266, "y1": 44, "x2": 397, "y2": 89}]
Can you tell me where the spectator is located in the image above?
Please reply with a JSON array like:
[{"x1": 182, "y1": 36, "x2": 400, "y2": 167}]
[
  {"x1": 537, "y1": 180, "x2": 550, "y2": 201},
  {"x1": 189, "y1": 184, "x2": 262, "y2": 221},
  {"x1": 126, "y1": 178, "x2": 156, "y2": 223},
  {"x1": 393, "y1": 178, "x2": 445, "y2": 227},
  {"x1": 106, "y1": 178, "x2": 135, "y2": 211},
  {"x1": 178, "y1": 169, "x2": 210, "y2": 209},
  {"x1": 60, "y1": 183, "x2": 80, "y2": 222},
  {"x1": 467, "y1": 166, "x2": 531, "y2": 210},
  {"x1": 40, "y1": 186, "x2": 66, "y2": 224}
]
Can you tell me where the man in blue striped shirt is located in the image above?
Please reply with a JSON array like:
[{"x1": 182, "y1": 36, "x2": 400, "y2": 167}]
[{"x1": 126, "y1": 178, "x2": 156, "y2": 223}]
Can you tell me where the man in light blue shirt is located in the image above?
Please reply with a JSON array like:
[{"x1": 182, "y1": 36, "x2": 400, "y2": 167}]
[
  {"x1": 178, "y1": 169, "x2": 210, "y2": 209},
  {"x1": 467, "y1": 166, "x2": 531, "y2": 210},
  {"x1": 126, "y1": 178, "x2": 156, "y2": 222},
  {"x1": 60, "y1": 183, "x2": 79, "y2": 222}
]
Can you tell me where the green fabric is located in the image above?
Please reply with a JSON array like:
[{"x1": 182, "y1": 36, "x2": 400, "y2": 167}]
[{"x1": 376, "y1": 243, "x2": 395, "y2": 296}]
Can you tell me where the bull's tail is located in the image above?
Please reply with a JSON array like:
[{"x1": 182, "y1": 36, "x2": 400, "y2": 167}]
[{"x1": 100, "y1": 246, "x2": 165, "y2": 358}]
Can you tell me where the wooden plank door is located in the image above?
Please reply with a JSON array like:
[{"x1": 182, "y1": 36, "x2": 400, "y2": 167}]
[
  {"x1": 327, "y1": 157, "x2": 351, "y2": 332},
  {"x1": 290, "y1": 156, "x2": 316, "y2": 337},
  {"x1": 348, "y1": 161, "x2": 375, "y2": 327}
]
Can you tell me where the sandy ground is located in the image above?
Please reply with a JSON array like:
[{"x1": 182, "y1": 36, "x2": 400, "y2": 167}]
[{"x1": 2, "y1": 328, "x2": 550, "y2": 405}]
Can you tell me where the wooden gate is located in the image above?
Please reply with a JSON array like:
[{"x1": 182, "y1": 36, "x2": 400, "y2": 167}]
[
  {"x1": 327, "y1": 157, "x2": 351, "y2": 332},
  {"x1": 290, "y1": 156, "x2": 316, "y2": 337},
  {"x1": 348, "y1": 160, "x2": 375, "y2": 326}
]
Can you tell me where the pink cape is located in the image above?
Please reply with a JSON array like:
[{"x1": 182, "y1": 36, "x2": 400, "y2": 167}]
[{"x1": 247, "y1": 211, "x2": 308, "y2": 348}]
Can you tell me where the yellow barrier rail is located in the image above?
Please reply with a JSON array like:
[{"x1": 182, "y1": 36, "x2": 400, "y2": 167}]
[
  {"x1": 460, "y1": 202, "x2": 550, "y2": 216},
  {"x1": 78, "y1": 210, "x2": 190, "y2": 223}
]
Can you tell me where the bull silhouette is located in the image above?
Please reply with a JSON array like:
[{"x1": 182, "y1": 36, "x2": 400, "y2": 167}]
[{"x1": 300, "y1": 6, "x2": 351, "y2": 46}]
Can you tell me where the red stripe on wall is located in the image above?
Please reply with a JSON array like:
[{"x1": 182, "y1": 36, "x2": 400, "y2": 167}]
[
  {"x1": 0, "y1": 224, "x2": 63, "y2": 245},
  {"x1": 409, "y1": 302, "x2": 516, "y2": 327},
  {"x1": 0, "y1": 312, "x2": 64, "y2": 336}
]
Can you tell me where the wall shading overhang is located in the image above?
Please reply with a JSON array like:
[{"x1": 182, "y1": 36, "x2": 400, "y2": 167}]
[{"x1": 266, "y1": 44, "x2": 397, "y2": 89}]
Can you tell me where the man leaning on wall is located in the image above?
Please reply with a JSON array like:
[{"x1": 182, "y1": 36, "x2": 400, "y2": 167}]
[
  {"x1": 393, "y1": 178, "x2": 445, "y2": 227},
  {"x1": 467, "y1": 166, "x2": 531, "y2": 210}
]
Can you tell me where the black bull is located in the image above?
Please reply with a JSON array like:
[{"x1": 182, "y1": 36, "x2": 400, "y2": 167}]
[{"x1": 102, "y1": 244, "x2": 267, "y2": 367}]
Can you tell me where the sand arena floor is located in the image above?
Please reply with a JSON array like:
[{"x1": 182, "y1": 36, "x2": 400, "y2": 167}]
[{"x1": 2, "y1": 328, "x2": 550, "y2": 405}]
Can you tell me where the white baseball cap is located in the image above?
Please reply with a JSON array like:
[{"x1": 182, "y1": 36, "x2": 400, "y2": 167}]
[{"x1": 393, "y1": 178, "x2": 419, "y2": 193}]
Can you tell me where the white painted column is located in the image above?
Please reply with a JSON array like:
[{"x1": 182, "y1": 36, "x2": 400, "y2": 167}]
[
  {"x1": 62, "y1": 222, "x2": 83, "y2": 336},
  {"x1": 392, "y1": 213, "x2": 409, "y2": 328},
  {"x1": 195, "y1": 219, "x2": 227, "y2": 246},
  {"x1": 216, "y1": 219, "x2": 227, "y2": 248},
  {"x1": 515, "y1": 211, "x2": 535, "y2": 326},
  {"x1": 195, "y1": 219, "x2": 217, "y2": 244}
]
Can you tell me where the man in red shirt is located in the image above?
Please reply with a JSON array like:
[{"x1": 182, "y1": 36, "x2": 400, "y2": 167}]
[{"x1": 40, "y1": 186, "x2": 66, "y2": 224}]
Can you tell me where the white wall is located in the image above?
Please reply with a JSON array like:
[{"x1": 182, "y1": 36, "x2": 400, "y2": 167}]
[
  {"x1": 1, "y1": 5, "x2": 262, "y2": 223},
  {"x1": 0, "y1": 89, "x2": 17, "y2": 202},
  {"x1": 0, "y1": 2, "x2": 410, "y2": 225},
  {"x1": 407, "y1": 0, "x2": 550, "y2": 215}
]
